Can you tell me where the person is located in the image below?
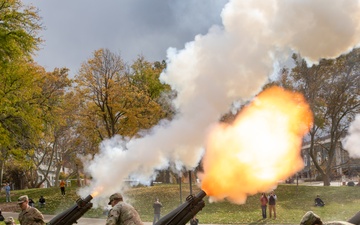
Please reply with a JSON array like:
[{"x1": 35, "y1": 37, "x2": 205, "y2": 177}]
[
  {"x1": 18, "y1": 195, "x2": 45, "y2": 225},
  {"x1": 300, "y1": 211, "x2": 323, "y2": 225},
  {"x1": 302, "y1": 210, "x2": 360, "y2": 225},
  {"x1": 106, "y1": 192, "x2": 143, "y2": 225},
  {"x1": 153, "y1": 198, "x2": 163, "y2": 225},
  {"x1": 314, "y1": 195, "x2": 325, "y2": 207},
  {"x1": 59, "y1": 180, "x2": 66, "y2": 196},
  {"x1": 38, "y1": 196, "x2": 46, "y2": 208},
  {"x1": 4, "y1": 217, "x2": 16, "y2": 225},
  {"x1": 28, "y1": 198, "x2": 35, "y2": 207},
  {"x1": 268, "y1": 191, "x2": 277, "y2": 219},
  {"x1": 0, "y1": 209, "x2": 5, "y2": 221},
  {"x1": 260, "y1": 193, "x2": 268, "y2": 219},
  {"x1": 5, "y1": 183, "x2": 11, "y2": 202},
  {"x1": 190, "y1": 216, "x2": 199, "y2": 225}
]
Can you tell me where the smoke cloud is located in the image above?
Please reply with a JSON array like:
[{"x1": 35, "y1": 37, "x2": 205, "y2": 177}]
[
  {"x1": 343, "y1": 114, "x2": 360, "y2": 158},
  {"x1": 80, "y1": 0, "x2": 360, "y2": 205}
]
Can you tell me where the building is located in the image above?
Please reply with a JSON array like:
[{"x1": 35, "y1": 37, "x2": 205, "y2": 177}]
[{"x1": 300, "y1": 136, "x2": 360, "y2": 181}]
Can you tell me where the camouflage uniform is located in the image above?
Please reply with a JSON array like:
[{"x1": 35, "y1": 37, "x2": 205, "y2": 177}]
[
  {"x1": 106, "y1": 201, "x2": 143, "y2": 225},
  {"x1": 5, "y1": 217, "x2": 16, "y2": 225},
  {"x1": 300, "y1": 211, "x2": 355, "y2": 225},
  {"x1": 18, "y1": 206, "x2": 45, "y2": 225}
]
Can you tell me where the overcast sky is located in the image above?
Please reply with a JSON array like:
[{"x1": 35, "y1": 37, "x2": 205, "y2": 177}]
[{"x1": 21, "y1": 0, "x2": 228, "y2": 76}]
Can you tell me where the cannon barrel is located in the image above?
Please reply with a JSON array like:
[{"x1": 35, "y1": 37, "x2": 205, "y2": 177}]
[
  {"x1": 155, "y1": 190, "x2": 206, "y2": 225},
  {"x1": 46, "y1": 194, "x2": 93, "y2": 225}
]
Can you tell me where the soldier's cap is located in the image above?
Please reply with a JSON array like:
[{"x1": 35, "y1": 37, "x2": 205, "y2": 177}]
[
  {"x1": 5, "y1": 217, "x2": 15, "y2": 224},
  {"x1": 300, "y1": 211, "x2": 322, "y2": 225},
  {"x1": 17, "y1": 195, "x2": 29, "y2": 204},
  {"x1": 108, "y1": 193, "x2": 123, "y2": 205}
]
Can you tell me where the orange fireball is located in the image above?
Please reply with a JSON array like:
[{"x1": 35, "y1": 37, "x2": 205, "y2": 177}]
[{"x1": 200, "y1": 86, "x2": 313, "y2": 204}]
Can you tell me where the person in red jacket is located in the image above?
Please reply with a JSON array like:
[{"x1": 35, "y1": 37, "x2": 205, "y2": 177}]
[
  {"x1": 59, "y1": 180, "x2": 66, "y2": 196},
  {"x1": 260, "y1": 193, "x2": 268, "y2": 219}
]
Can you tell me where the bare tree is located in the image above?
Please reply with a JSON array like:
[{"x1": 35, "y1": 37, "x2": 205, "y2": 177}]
[{"x1": 280, "y1": 49, "x2": 360, "y2": 186}]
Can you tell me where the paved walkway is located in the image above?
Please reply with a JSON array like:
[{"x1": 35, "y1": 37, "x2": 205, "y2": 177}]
[
  {"x1": 3, "y1": 212, "x2": 155, "y2": 225},
  {"x1": 3, "y1": 212, "x2": 104, "y2": 225},
  {"x1": 2, "y1": 212, "x2": 296, "y2": 225}
]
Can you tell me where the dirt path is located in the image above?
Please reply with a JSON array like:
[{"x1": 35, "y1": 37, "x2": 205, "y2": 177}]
[{"x1": 0, "y1": 202, "x2": 18, "y2": 212}]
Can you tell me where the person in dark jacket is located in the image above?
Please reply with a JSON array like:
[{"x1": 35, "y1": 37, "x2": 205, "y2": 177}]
[
  {"x1": 152, "y1": 198, "x2": 163, "y2": 225},
  {"x1": 38, "y1": 196, "x2": 46, "y2": 208},
  {"x1": 314, "y1": 195, "x2": 325, "y2": 207},
  {"x1": 268, "y1": 191, "x2": 277, "y2": 219}
]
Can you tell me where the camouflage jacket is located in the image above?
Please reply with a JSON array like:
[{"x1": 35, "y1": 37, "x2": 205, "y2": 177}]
[
  {"x1": 300, "y1": 211, "x2": 355, "y2": 225},
  {"x1": 106, "y1": 201, "x2": 143, "y2": 225},
  {"x1": 18, "y1": 207, "x2": 45, "y2": 225}
]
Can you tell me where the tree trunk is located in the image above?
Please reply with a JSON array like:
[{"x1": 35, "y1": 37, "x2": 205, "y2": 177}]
[
  {"x1": 0, "y1": 160, "x2": 4, "y2": 187},
  {"x1": 323, "y1": 173, "x2": 331, "y2": 186}
]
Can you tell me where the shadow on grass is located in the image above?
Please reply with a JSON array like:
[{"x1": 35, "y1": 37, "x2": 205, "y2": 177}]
[{"x1": 248, "y1": 218, "x2": 269, "y2": 224}]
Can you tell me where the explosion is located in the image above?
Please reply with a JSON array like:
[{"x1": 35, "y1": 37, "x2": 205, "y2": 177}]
[
  {"x1": 80, "y1": 0, "x2": 360, "y2": 205},
  {"x1": 200, "y1": 86, "x2": 313, "y2": 204}
]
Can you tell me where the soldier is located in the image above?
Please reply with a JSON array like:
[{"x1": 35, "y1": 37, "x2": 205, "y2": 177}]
[
  {"x1": 4, "y1": 217, "x2": 16, "y2": 225},
  {"x1": 106, "y1": 193, "x2": 143, "y2": 225},
  {"x1": 18, "y1": 195, "x2": 45, "y2": 225}
]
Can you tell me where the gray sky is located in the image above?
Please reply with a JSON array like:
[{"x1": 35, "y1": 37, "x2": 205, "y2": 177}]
[{"x1": 21, "y1": 0, "x2": 228, "y2": 76}]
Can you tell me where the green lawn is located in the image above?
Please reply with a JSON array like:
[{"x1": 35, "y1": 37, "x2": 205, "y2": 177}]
[{"x1": 0, "y1": 183, "x2": 359, "y2": 224}]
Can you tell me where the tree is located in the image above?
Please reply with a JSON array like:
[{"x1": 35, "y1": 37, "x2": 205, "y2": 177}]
[
  {"x1": 0, "y1": 0, "x2": 43, "y2": 187},
  {"x1": 29, "y1": 68, "x2": 73, "y2": 188},
  {"x1": 280, "y1": 49, "x2": 360, "y2": 186},
  {"x1": 0, "y1": 61, "x2": 44, "y2": 188},
  {"x1": 0, "y1": 0, "x2": 42, "y2": 62},
  {"x1": 75, "y1": 48, "x2": 168, "y2": 142},
  {"x1": 130, "y1": 57, "x2": 175, "y2": 121}
]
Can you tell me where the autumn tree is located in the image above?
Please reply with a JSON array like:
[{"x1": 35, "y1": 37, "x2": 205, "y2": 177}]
[
  {"x1": 0, "y1": 0, "x2": 42, "y2": 62},
  {"x1": 75, "y1": 48, "x2": 168, "y2": 144},
  {"x1": 280, "y1": 49, "x2": 360, "y2": 186},
  {"x1": 29, "y1": 68, "x2": 73, "y2": 188},
  {"x1": 0, "y1": 62, "x2": 45, "y2": 188},
  {"x1": 130, "y1": 56, "x2": 175, "y2": 122},
  {"x1": 0, "y1": 0, "x2": 43, "y2": 187}
]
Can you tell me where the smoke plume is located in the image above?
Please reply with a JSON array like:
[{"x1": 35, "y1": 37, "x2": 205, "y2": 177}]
[
  {"x1": 80, "y1": 0, "x2": 360, "y2": 205},
  {"x1": 343, "y1": 114, "x2": 360, "y2": 158}
]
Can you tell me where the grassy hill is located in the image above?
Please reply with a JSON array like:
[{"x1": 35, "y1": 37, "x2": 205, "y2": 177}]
[{"x1": 0, "y1": 183, "x2": 359, "y2": 224}]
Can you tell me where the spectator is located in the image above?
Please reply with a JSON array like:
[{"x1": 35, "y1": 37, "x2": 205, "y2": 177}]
[
  {"x1": 260, "y1": 193, "x2": 268, "y2": 219},
  {"x1": 39, "y1": 196, "x2": 46, "y2": 208},
  {"x1": 60, "y1": 180, "x2": 66, "y2": 196},
  {"x1": 314, "y1": 195, "x2": 325, "y2": 207},
  {"x1": 268, "y1": 191, "x2": 277, "y2": 219},
  {"x1": 28, "y1": 199, "x2": 35, "y2": 207},
  {"x1": 18, "y1": 195, "x2": 45, "y2": 225},
  {"x1": 153, "y1": 198, "x2": 163, "y2": 225},
  {"x1": 5, "y1": 183, "x2": 11, "y2": 202}
]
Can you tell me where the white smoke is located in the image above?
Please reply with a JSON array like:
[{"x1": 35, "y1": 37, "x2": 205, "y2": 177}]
[
  {"x1": 80, "y1": 0, "x2": 360, "y2": 205},
  {"x1": 343, "y1": 114, "x2": 360, "y2": 158}
]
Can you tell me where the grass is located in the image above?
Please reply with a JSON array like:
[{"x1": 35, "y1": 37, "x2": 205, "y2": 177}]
[{"x1": 0, "y1": 183, "x2": 359, "y2": 224}]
